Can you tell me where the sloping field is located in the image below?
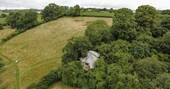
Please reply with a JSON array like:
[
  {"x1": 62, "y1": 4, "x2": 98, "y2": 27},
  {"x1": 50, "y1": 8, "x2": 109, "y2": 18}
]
[
  {"x1": 0, "y1": 28, "x2": 15, "y2": 40},
  {"x1": 0, "y1": 17, "x2": 112, "y2": 89}
]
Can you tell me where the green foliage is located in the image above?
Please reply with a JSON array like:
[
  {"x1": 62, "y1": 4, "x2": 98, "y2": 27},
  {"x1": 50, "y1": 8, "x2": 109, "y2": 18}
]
[
  {"x1": 134, "y1": 57, "x2": 168, "y2": 79},
  {"x1": 107, "y1": 64, "x2": 140, "y2": 89},
  {"x1": 135, "y1": 5, "x2": 159, "y2": 28},
  {"x1": 161, "y1": 10, "x2": 170, "y2": 15},
  {"x1": 62, "y1": 37, "x2": 92, "y2": 63},
  {"x1": 73, "y1": 5, "x2": 81, "y2": 16},
  {"x1": 61, "y1": 61, "x2": 84, "y2": 87},
  {"x1": 42, "y1": 3, "x2": 62, "y2": 22},
  {"x1": 0, "y1": 13, "x2": 7, "y2": 18},
  {"x1": 151, "y1": 27, "x2": 168, "y2": 37},
  {"x1": 136, "y1": 33, "x2": 156, "y2": 45},
  {"x1": 130, "y1": 41, "x2": 156, "y2": 59},
  {"x1": 0, "y1": 24, "x2": 3, "y2": 30},
  {"x1": 161, "y1": 16, "x2": 170, "y2": 29},
  {"x1": 155, "y1": 73, "x2": 170, "y2": 89},
  {"x1": 87, "y1": 59, "x2": 107, "y2": 89},
  {"x1": 159, "y1": 32, "x2": 170, "y2": 54},
  {"x1": 27, "y1": 69, "x2": 61, "y2": 89},
  {"x1": 85, "y1": 20, "x2": 113, "y2": 46},
  {"x1": 7, "y1": 10, "x2": 38, "y2": 30},
  {"x1": 112, "y1": 8, "x2": 137, "y2": 41},
  {"x1": 97, "y1": 40, "x2": 132, "y2": 64},
  {"x1": 42, "y1": 4, "x2": 81, "y2": 21}
]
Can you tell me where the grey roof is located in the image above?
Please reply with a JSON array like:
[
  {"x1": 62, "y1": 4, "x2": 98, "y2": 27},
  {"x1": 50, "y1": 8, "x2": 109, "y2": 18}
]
[{"x1": 82, "y1": 50, "x2": 100, "y2": 69}]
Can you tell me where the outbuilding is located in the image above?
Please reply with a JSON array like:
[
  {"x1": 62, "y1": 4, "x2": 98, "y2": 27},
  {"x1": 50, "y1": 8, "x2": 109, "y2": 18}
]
[{"x1": 80, "y1": 51, "x2": 100, "y2": 70}]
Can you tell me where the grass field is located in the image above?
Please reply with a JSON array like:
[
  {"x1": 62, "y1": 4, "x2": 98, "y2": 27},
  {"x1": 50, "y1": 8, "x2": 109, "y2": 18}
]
[
  {"x1": 0, "y1": 17, "x2": 112, "y2": 89},
  {"x1": 0, "y1": 28, "x2": 15, "y2": 40},
  {"x1": 0, "y1": 18, "x2": 6, "y2": 25},
  {"x1": 81, "y1": 11, "x2": 114, "y2": 17}
]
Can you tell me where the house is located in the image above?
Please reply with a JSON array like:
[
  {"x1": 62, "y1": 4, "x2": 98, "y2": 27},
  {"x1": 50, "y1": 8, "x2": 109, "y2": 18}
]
[{"x1": 80, "y1": 51, "x2": 100, "y2": 70}]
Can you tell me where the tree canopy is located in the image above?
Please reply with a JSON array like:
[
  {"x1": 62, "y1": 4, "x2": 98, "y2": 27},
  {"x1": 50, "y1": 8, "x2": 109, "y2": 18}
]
[{"x1": 7, "y1": 10, "x2": 38, "y2": 30}]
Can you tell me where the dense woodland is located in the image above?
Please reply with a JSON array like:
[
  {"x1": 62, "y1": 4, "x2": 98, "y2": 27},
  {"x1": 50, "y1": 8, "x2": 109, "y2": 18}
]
[
  {"x1": 26, "y1": 4, "x2": 170, "y2": 89},
  {"x1": 0, "y1": 3, "x2": 170, "y2": 89}
]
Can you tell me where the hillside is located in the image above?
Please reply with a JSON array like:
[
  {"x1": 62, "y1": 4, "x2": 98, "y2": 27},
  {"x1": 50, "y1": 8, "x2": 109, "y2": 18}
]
[{"x1": 0, "y1": 17, "x2": 112, "y2": 89}]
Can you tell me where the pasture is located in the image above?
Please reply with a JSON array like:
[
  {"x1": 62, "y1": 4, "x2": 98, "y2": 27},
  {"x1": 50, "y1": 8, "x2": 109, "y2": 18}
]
[{"x1": 81, "y1": 11, "x2": 114, "y2": 17}]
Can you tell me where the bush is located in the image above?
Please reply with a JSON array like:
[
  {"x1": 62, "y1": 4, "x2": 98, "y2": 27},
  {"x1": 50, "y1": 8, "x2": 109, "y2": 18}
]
[
  {"x1": 130, "y1": 41, "x2": 157, "y2": 59},
  {"x1": 155, "y1": 73, "x2": 170, "y2": 89},
  {"x1": 85, "y1": 20, "x2": 113, "y2": 46},
  {"x1": 112, "y1": 8, "x2": 137, "y2": 41},
  {"x1": 97, "y1": 40, "x2": 133, "y2": 64},
  {"x1": 158, "y1": 32, "x2": 170, "y2": 54},
  {"x1": 0, "y1": 24, "x2": 3, "y2": 30},
  {"x1": 42, "y1": 3, "x2": 62, "y2": 22},
  {"x1": 62, "y1": 37, "x2": 92, "y2": 63},
  {"x1": 0, "y1": 13, "x2": 7, "y2": 18},
  {"x1": 7, "y1": 10, "x2": 38, "y2": 30},
  {"x1": 134, "y1": 57, "x2": 168, "y2": 79},
  {"x1": 107, "y1": 64, "x2": 140, "y2": 89},
  {"x1": 151, "y1": 27, "x2": 168, "y2": 38},
  {"x1": 135, "y1": 5, "x2": 159, "y2": 28},
  {"x1": 161, "y1": 16, "x2": 170, "y2": 29},
  {"x1": 61, "y1": 61, "x2": 84, "y2": 87}
]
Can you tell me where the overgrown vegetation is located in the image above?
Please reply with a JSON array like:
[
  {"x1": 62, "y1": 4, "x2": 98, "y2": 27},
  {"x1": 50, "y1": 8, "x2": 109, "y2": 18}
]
[
  {"x1": 7, "y1": 10, "x2": 38, "y2": 30},
  {"x1": 28, "y1": 5, "x2": 170, "y2": 89},
  {"x1": 0, "y1": 24, "x2": 3, "y2": 30},
  {"x1": 42, "y1": 3, "x2": 81, "y2": 22}
]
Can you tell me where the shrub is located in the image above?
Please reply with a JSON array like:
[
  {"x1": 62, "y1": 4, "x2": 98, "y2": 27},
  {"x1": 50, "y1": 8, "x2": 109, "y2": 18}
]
[
  {"x1": 61, "y1": 61, "x2": 84, "y2": 87},
  {"x1": 42, "y1": 3, "x2": 62, "y2": 22},
  {"x1": 135, "y1": 5, "x2": 159, "y2": 29},
  {"x1": 0, "y1": 24, "x2": 3, "y2": 30},
  {"x1": 85, "y1": 20, "x2": 113, "y2": 46},
  {"x1": 161, "y1": 16, "x2": 170, "y2": 29},
  {"x1": 112, "y1": 8, "x2": 137, "y2": 41},
  {"x1": 151, "y1": 27, "x2": 168, "y2": 38},
  {"x1": 155, "y1": 73, "x2": 170, "y2": 89},
  {"x1": 159, "y1": 32, "x2": 170, "y2": 54},
  {"x1": 7, "y1": 10, "x2": 38, "y2": 30},
  {"x1": 107, "y1": 64, "x2": 140, "y2": 89},
  {"x1": 62, "y1": 37, "x2": 92, "y2": 63},
  {"x1": 134, "y1": 57, "x2": 168, "y2": 79},
  {"x1": 130, "y1": 41, "x2": 157, "y2": 59},
  {"x1": 0, "y1": 13, "x2": 7, "y2": 18}
]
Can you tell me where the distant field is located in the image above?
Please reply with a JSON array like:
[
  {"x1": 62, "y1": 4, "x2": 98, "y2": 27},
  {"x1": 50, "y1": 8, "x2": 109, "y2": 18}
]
[
  {"x1": 0, "y1": 17, "x2": 112, "y2": 89},
  {"x1": 0, "y1": 11, "x2": 7, "y2": 25},
  {"x1": 0, "y1": 18, "x2": 6, "y2": 25},
  {"x1": 81, "y1": 11, "x2": 114, "y2": 17}
]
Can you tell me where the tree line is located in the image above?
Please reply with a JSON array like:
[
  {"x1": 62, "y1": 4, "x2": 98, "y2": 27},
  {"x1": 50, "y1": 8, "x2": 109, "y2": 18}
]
[{"x1": 6, "y1": 3, "x2": 81, "y2": 30}]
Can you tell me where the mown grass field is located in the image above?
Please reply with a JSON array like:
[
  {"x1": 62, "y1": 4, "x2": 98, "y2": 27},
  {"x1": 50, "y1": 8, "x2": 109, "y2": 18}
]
[
  {"x1": 81, "y1": 11, "x2": 114, "y2": 17},
  {"x1": 0, "y1": 17, "x2": 112, "y2": 89}
]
